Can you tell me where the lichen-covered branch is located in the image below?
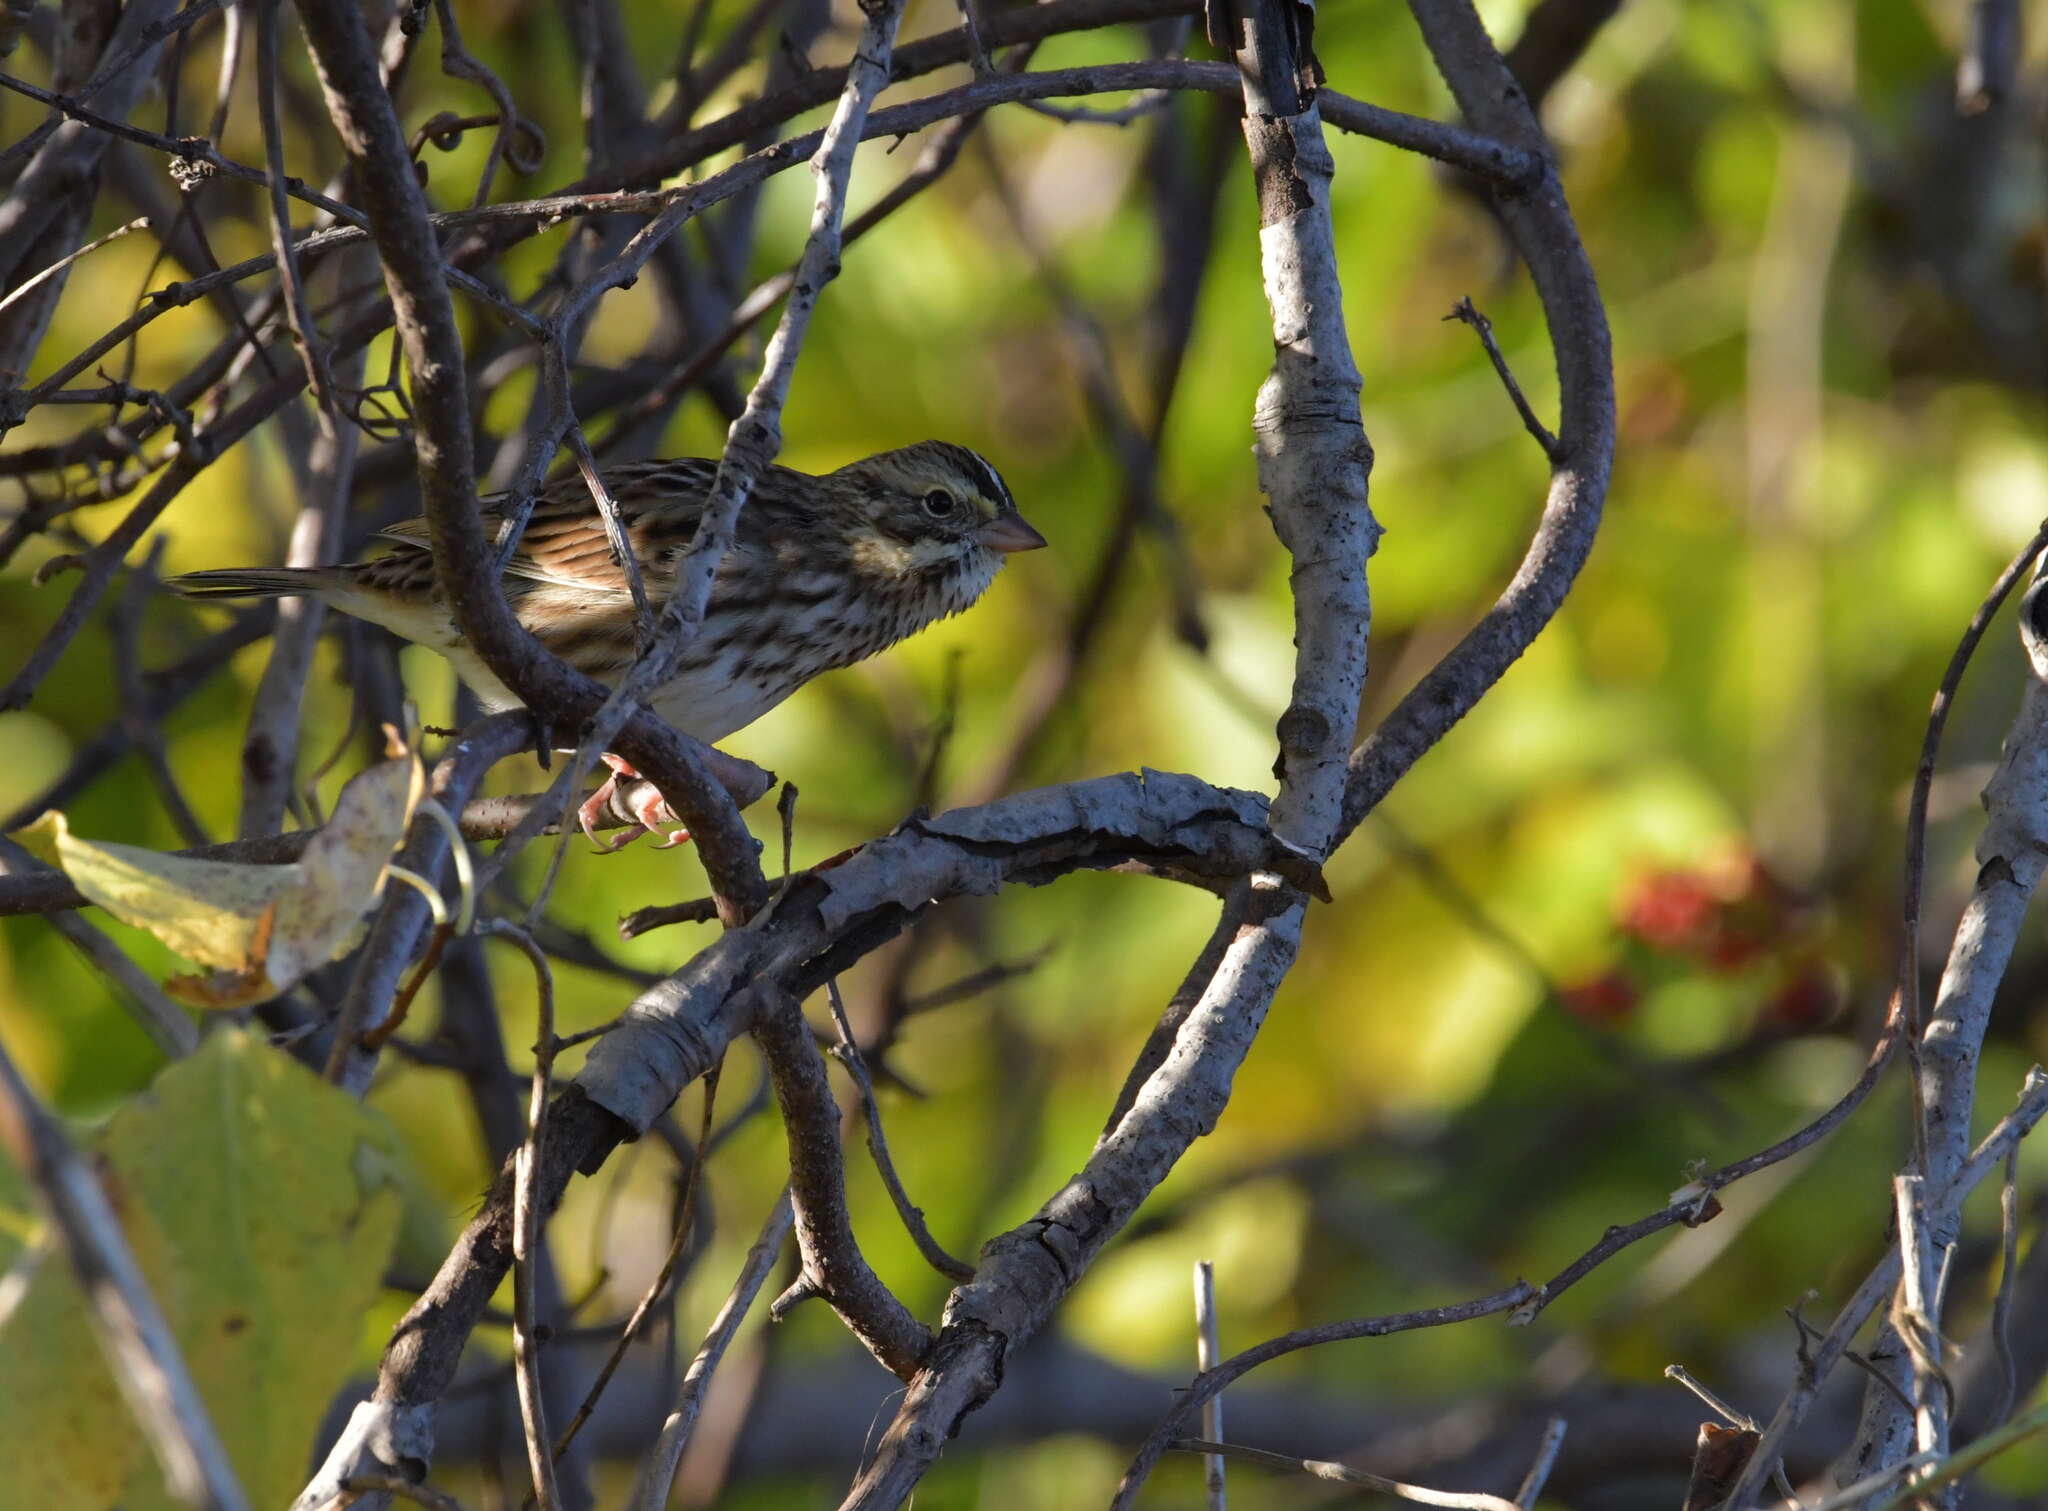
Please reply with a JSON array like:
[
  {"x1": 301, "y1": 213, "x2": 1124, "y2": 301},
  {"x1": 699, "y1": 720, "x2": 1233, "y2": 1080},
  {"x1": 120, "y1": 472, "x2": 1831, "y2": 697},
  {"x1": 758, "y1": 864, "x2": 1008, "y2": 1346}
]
[
  {"x1": 296, "y1": 770, "x2": 1311, "y2": 1500},
  {"x1": 1832, "y1": 581, "x2": 2048, "y2": 1500},
  {"x1": 1227, "y1": 0, "x2": 1376, "y2": 857},
  {"x1": 825, "y1": 3, "x2": 1383, "y2": 1498}
]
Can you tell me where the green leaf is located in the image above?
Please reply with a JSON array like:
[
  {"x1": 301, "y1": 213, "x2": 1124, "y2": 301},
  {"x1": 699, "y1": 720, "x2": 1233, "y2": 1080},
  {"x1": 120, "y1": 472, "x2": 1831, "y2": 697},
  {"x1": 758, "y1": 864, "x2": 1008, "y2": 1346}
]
[{"x1": 0, "y1": 1029, "x2": 405, "y2": 1511}]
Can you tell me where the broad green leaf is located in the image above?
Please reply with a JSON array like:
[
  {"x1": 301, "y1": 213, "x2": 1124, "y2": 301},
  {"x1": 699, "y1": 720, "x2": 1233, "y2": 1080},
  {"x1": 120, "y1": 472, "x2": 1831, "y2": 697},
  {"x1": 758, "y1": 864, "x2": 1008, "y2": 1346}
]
[
  {"x1": 14, "y1": 754, "x2": 425, "y2": 1008},
  {"x1": 0, "y1": 1029, "x2": 405, "y2": 1511}
]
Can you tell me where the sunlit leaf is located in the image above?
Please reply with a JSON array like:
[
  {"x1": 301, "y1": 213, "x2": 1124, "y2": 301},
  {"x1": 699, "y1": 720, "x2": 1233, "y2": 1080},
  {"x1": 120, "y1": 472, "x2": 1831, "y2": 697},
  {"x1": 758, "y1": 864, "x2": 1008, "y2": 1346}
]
[{"x1": 13, "y1": 754, "x2": 424, "y2": 1008}]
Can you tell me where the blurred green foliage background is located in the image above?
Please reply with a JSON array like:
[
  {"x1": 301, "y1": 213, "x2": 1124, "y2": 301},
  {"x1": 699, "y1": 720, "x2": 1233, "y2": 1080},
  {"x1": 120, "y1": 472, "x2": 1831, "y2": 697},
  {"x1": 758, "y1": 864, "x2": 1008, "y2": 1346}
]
[{"x1": 5, "y1": 0, "x2": 2048, "y2": 1505}]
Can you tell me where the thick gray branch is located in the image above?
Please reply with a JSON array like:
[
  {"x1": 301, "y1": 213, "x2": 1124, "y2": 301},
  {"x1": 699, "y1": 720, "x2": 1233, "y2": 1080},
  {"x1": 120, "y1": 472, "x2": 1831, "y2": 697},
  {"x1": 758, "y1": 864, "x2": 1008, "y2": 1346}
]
[
  {"x1": 1835, "y1": 583, "x2": 2048, "y2": 1496},
  {"x1": 1229, "y1": 4, "x2": 1377, "y2": 857},
  {"x1": 300, "y1": 771, "x2": 1307, "y2": 1503},
  {"x1": 837, "y1": 882, "x2": 1305, "y2": 1509}
]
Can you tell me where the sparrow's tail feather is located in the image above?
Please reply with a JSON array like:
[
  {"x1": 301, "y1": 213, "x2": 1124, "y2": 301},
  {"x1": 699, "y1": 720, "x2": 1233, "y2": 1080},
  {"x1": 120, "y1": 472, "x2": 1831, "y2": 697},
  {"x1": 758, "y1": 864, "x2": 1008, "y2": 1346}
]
[{"x1": 169, "y1": 567, "x2": 336, "y2": 599}]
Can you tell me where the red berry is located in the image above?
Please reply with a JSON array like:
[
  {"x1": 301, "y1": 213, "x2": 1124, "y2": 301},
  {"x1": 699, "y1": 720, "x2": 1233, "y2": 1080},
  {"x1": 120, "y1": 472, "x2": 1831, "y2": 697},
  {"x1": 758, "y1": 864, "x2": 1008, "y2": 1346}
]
[
  {"x1": 1764, "y1": 962, "x2": 1838, "y2": 1029},
  {"x1": 1562, "y1": 971, "x2": 1639, "y2": 1023},
  {"x1": 1622, "y1": 872, "x2": 1717, "y2": 951}
]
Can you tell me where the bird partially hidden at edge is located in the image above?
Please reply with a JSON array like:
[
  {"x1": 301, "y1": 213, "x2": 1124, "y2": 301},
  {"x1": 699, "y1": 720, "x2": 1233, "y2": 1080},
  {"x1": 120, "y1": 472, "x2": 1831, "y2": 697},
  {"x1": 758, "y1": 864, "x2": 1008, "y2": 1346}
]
[{"x1": 173, "y1": 441, "x2": 1046, "y2": 848}]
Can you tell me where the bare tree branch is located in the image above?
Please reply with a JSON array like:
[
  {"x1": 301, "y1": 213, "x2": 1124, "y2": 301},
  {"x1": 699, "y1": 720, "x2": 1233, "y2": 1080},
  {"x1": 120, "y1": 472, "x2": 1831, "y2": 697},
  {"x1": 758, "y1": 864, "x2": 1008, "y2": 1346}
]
[
  {"x1": 822, "y1": 978, "x2": 975, "y2": 1283},
  {"x1": 294, "y1": 0, "x2": 771, "y2": 943},
  {"x1": 628, "y1": 1191, "x2": 795, "y2": 1511},
  {"x1": 1727, "y1": 1069, "x2": 2048, "y2": 1509},
  {"x1": 237, "y1": 339, "x2": 364, "y2": 839},
  {"x1": 1339, "y1": 0, "x2": 1614, "y2": 841},
  {"x1": 1168, "y1": 1438, "x2": 1522, "y2": 1511},
  {"x1": 484, "y1": 921, "x2": 563, "y2": 1511},
  {"x1": 0, "y1": 0, "x2": 177, "y2": 383},
  {"x1": 1115, "y1": 1281, "x2": 1541, "y2": 1505},
  {"x1": 1226, "y1": 0, "x2": 1375, "y2": 859},
  {"x1": 756, "y1": 990, "x2": 933, "y2": 1378},
  {"x1": 297, "y1": 771, "x2": 1304, "y2": 1500}
]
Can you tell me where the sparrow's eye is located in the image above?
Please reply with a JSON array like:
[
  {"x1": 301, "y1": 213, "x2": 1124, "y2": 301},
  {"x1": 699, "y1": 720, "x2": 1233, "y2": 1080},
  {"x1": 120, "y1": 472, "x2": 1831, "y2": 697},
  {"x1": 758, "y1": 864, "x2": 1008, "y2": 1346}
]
[{"x1": 921, "y1": 489, "x2": 957, "y2": 518}]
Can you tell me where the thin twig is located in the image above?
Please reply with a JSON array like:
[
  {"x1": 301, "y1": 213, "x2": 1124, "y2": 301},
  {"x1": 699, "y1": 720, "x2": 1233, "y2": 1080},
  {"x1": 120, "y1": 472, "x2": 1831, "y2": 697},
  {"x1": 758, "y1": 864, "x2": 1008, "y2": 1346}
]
[
  {"x1": 630, "y1": 1190, "x2": 796, "y2": 1511},
  {"x1": 1445, "y1": 296, "x2": 1559, "y2": 459},
  {"x1": 484, "y1": 920, "x2": 562, "y2": 1511},
  {"x1": 1020, "y1": 89, "x2": 1171, "y2": 125},
  {"x1": 335, "y1": 1475, "x2": 480, "y2": 1511},
  {"x1": 1897, "y1": 520, "x2": 2048, "y2": 1041},
  {"x1": 1512, "y1": 1417, "x2": 1567, "y2": 1510},
  {"x1": 1519, "y1": 990, "x2": 1905, "y2": 1324},
  {"x1": 1194, "y1": 1260, "x2": 1226, "y2": 1511},
  {"x1": 617, "y1": 895, "x2": 723, "y2": 937},
  {"x1": 1668, "y1": 1364, "x2": 1803, "y2": 1506},
  {"x1": 255, "y1": 0, "x2": 336, "y2": 426},
  {"x1": 1987, "y1": 1142, "x2": 2021, "y2": 1428},
  {"x1": 2, "y1": 59, "x2": 1530, "y2": 454},
  {"x1": 564, "y1": 421, "x2": 655, "y2": 639},
  {"x1": 899, "y1": 947, "x2": 1057, "y2": 1015},
  {"x1": 1168, "y1": 1439, "x2": 1521, "y2": 1511},
  {"x1": 1666, "y1": 1364, "x2": 1760, "y2": 1431},
  {"x1": 427, "y1": 0, "x2": 544, "y2": 206},
  {"x1": 0, "y1": 215, "x2": 149, "y2": 318},
  {"x1": 824, "y1": 979, "x2": 974, "y2": 1281},
  {"x1": 594, "y1": 79, "x2": 1018, "y2": 459},
  {"x1": 1115, "y1": 1279, "x2": 1541, "y2": 1506},
  {"x1": 237, "y1": 336, "x2": 365, "y2": 838},
  {"x1": 550, "y1": 1062, "x2": 720, "y2": 1460}
]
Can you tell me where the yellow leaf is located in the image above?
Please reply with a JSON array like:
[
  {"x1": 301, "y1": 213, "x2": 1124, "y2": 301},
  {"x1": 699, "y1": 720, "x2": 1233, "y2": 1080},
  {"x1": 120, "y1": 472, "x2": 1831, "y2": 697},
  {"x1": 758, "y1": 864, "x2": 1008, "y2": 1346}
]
[
  {"x1": 16, "y1": 812, "x2": 294, "y2": 971},
  {"x1": 14, "y1": 755, "x2": 425, "y2": 1008}
]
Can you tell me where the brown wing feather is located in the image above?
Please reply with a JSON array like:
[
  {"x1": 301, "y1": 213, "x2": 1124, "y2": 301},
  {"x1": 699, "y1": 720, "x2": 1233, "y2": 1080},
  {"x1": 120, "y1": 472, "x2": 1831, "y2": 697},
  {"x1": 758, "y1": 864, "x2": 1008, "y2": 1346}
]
[{"x1": 361, "y1": 459, "x2": 723, "y2": 596}]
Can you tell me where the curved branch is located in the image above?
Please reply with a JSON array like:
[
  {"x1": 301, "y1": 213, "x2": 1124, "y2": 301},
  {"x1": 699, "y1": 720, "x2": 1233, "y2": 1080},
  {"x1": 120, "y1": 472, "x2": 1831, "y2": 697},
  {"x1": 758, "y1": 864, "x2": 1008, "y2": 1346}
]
[
  {"x1": 756, "y1": 991, "x2": 933, "y2": 1377},
  {"x1": 294, "y1": 770, "x2": 1312, "y2": 1502},
  {"x1": 1337, "y1": 0, "x2": 1615, "y2": 843},
  {"x1": 294, "y1": 0, "x2": 769, "y2": 942},
  {"x1": 831, "y1": 9, "x2": 1384, "y2": 1495},
  {"x1": 840, "y1": 879, "x2": 1307, "y2": 1509}
]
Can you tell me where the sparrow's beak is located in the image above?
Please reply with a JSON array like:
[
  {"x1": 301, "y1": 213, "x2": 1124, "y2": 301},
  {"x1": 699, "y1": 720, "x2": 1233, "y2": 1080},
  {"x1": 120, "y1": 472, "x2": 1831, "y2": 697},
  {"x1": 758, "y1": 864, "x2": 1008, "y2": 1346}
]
[{"x1": 976, "y1": 513, "x2": 1048, "y2": 554}]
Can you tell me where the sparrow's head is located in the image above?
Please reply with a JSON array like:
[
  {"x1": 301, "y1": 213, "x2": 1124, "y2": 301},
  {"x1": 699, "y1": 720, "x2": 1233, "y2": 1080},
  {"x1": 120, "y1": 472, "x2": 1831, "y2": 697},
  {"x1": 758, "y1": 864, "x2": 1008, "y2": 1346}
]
[{"x1": 832, "y1": 442, "x2": 1046, "y2": 579}]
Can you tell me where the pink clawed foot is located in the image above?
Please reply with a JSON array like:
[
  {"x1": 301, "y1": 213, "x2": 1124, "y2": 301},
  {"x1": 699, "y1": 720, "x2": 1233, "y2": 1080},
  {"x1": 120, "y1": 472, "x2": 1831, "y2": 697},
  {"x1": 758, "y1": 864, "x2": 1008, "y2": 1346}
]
[{"x1": 578, "y1": 754, "x2": 694, "y2": 851}]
